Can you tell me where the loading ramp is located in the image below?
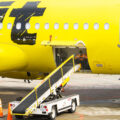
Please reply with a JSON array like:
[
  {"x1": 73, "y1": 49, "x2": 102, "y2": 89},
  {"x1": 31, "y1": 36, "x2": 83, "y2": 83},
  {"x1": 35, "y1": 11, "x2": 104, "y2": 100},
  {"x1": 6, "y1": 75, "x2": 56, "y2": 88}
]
[{"x1": 12, "y1": 55, "x2": 80, "y2": 116}]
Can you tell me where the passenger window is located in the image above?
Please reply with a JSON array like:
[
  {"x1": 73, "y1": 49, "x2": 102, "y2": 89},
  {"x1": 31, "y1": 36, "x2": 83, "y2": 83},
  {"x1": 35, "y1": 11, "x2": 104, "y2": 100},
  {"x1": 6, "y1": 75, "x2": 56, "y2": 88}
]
[
  {"x1": 94, "y1": 23, "x2": 99, "y2": 30},
  {"x1": 7, "y1": 23, "x2": 12, "y2": 29},
  {"x1": 84, "y1": 23, "x2": 89, "y2": 30},
  {"x1": 25, "y1": 23, "x2": 30, "y2": 30},
  {"x1": 0, "y1": 23, "x2": 3, "y2": 29},
  {"x1": 16, "y1": 22, "x2": 21, "y2": 30},
  {"x1": 64, "y1": 23, "x2": 69, "y2": 30},
  {"x1": 45, "y1": 23, "x2": 49, "y2": 29},
  {"x1": 35, "y1": 23, "x2": 40, "y2": 29},
  {"x1": 74, "y1": 23, "x2": 79, "y2": 30},
  {"x1": 104, "y1": 23, "x2": 109, "y2": 30},
  {"x1": 54, "y1": 23, "x2": 59, "y2": 30}
]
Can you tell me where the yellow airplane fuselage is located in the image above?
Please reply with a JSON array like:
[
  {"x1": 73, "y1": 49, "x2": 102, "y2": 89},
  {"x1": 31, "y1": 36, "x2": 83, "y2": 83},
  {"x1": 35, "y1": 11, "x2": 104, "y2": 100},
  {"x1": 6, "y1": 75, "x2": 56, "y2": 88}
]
[{"x1": 0, "y1": 0, "x2": 119, "y2": 79}]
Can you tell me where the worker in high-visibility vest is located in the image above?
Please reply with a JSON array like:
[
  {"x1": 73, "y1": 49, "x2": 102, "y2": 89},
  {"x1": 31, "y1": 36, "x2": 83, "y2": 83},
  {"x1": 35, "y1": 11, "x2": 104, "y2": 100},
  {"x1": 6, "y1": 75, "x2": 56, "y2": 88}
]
[{"x1": 75, "y1": 51, "x2": 89, "y2": 69}]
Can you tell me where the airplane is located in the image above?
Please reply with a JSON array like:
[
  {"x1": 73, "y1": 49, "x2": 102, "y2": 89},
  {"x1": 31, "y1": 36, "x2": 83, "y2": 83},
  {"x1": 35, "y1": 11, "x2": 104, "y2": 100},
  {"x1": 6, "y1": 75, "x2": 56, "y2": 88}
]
[{"x1": 0, "y1": 0, "x2": 119, "y2": 80}]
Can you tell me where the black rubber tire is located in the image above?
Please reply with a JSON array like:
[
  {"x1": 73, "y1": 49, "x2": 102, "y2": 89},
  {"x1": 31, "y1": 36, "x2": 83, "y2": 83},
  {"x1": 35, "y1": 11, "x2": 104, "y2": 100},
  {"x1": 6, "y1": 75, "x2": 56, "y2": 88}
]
[
  {"x1": 49, "y1": 107, "x2": 57, "y2": 120},
  {"x1": 68, "y1": 100, "x2": 76, "y2": 113},
  {"x1": 15, "y1": 115, "x2": 23, "y2": 119}
]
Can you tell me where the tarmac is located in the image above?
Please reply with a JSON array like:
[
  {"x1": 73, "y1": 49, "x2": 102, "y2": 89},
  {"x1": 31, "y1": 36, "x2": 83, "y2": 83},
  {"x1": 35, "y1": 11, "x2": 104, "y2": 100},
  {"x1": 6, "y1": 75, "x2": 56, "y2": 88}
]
[{"x1": 0, "y1": 73, "x2": 120, "y2": 120}]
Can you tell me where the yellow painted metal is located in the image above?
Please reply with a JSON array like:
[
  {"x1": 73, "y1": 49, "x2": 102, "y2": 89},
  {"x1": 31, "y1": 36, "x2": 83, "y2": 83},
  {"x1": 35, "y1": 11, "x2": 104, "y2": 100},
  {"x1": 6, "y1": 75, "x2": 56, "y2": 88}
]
[
  {"x1": 0, "y1": 0, "x2": 119, "y2": 78},
  {"x1": 34, "y1": 88, "x2": 39, "y2": 107},
  {"x1": 0, "y1": 0, "x2": 57, "y2": 75},
  {"x1": 62, "y1": 77, "x2": 70, "y2": 87},
  {"x1": 48, "y1": 78, "x2": 52, "y2": 93},
  {"x1": 12, "y1": 113, "x2": 27, "y2": 116},
  {"x1": 61, "y1": 67, "x2": 63, "y2": 81},
  {"x1": 0, "y1": 44, "x2": 27, "y2": 72},
  {"x1": 73, "y1": 56, "x2": 75, "y2": 72}
]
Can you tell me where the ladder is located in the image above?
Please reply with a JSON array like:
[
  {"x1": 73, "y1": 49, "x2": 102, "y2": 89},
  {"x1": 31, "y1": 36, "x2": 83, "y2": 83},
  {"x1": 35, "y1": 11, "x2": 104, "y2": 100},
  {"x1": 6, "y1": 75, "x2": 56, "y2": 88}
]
[{"x1": 12, "y1": 55, "x2": 80, "y2": 116}]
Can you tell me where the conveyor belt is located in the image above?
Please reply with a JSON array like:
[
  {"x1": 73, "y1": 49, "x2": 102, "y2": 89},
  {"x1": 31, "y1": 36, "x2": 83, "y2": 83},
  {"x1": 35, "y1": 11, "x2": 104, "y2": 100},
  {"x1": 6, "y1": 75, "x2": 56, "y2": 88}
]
[
  {"x1": 12, "y1": 80, "x2": 50, "y2": 114},
  {"x1": 12, "y1": 55, "x2": 80, "y2": 115}
]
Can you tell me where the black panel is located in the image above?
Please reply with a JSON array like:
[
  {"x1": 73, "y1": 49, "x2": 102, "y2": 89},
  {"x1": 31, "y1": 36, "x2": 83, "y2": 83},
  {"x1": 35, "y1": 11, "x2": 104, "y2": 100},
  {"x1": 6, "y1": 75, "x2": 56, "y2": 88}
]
[
  {"x1": 50, "y1": 69, "x2": 62, "y2": 85},
  {"x1": 37, "y1": 80, "x2": 49, "y2": 98},
  {"x1": 13, "y1": 91, "x2": 36, "y2": 114},
  {"x1": 62, "y1": 59, "x2": 73, "y2": 75},
  {"x1": 0, "y1": 2, "x2": 14, "y2": 6}
]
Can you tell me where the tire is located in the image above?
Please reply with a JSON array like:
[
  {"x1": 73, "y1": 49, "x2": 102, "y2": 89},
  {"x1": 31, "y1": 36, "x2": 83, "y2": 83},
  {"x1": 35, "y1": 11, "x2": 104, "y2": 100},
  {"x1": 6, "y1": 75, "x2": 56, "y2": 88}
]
[
  {"x1": 15, "y1": 115, "x2": 23, "y2": 119},
  {"x1": 49, "y1": 107, "x2": 57, "y2": 120},
  {"x1": 68, "y1": 100, "x2": 76, "y2": 113}
]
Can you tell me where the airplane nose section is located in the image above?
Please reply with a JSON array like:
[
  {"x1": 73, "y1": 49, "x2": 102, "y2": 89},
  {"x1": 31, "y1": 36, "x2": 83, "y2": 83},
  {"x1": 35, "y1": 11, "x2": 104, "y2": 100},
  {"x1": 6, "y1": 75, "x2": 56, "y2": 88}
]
[{"x1": 0, "y1": 44, "x2": 27, "y2": 72}]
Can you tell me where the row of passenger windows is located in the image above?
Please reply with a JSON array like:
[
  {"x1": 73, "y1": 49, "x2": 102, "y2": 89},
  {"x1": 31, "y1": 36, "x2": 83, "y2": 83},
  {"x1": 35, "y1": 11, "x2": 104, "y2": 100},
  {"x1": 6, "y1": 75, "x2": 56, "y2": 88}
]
[{"x1": 0, "y1": 23, "x2": 110, "y2": 30}]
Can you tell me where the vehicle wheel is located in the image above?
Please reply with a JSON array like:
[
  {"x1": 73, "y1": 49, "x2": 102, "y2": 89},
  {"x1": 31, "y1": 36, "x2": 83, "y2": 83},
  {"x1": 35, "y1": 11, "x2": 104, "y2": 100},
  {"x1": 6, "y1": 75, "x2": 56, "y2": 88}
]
[
  {"x1": 15, "y1": 115, "x2": 23, "y2": 119},
  {"x1": 68, "y1": 100, "x2": 76, "y2": 113},
  {"x1": 49, "y1": 107, "x2": 57, "y2": 120}
]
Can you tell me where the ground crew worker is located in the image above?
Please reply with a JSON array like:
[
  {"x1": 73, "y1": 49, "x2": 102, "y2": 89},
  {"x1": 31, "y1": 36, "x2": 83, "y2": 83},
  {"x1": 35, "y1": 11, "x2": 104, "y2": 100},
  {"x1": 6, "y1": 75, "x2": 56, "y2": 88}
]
[
  {"x1": 24, "y1": 72, "x2": 32, "y2": 83},
  {"x1": 75, "y1": 51, "x2": 89, "y2": 69}
]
